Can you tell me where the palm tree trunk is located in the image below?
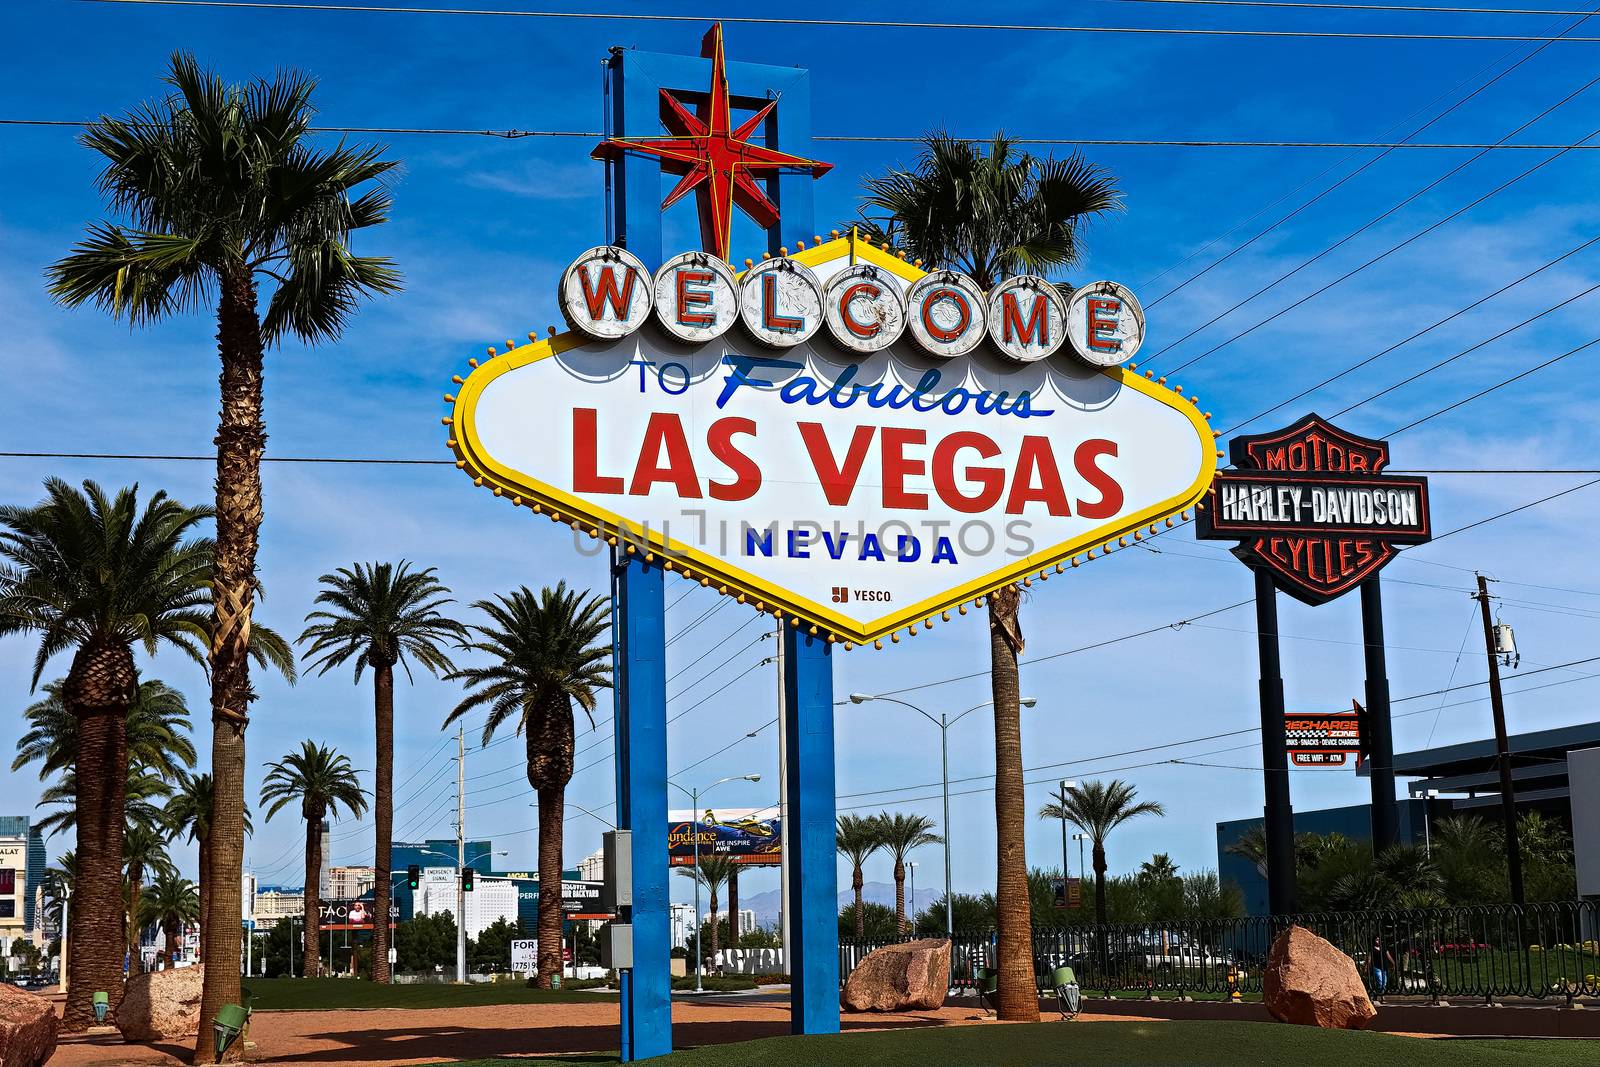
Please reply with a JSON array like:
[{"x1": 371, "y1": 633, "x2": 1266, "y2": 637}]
[
  {"x1": 853, "y1": 865, "x2": 865, "y2": 939},
  {"x1": 1092, "y1": 844, "x2": 1109, "y2": 929},
  {"x1": 198, "y1": 268, "x2": 265, "y2": 1063},
  {"x1": 535, "y1": 786, "x2": 565, "y2": 988},
  {"x1": 726, "y1": 868, "x2": 738, "y2": 950},
  {"x1": 127, "y1": 864, "x2": 144, "y2": 965},
  {"x1": 709, "y1": 887, "x2": 720, "y2": 966},
  {"x1": 61, "y1": 639, "x2": 135, "y2": 1031},
  {"x1": 165, "y1": 921, "x2": 180, "y2": 968},
  {"x1": 989, "y1": 590, "x2": 1039, "y2": 1022},
  {"x1": 197, "y1": 834, "x2": 210, "y2": 962},
  {"x1": 303, "y1": 811, "x2": 323, "y2": 979},
  {"x1": 893, "y1": 859, "x2": 907, "y2": 935},
  {"x1": 372, "y1": 662, "x2": 394, "y2": 983}
]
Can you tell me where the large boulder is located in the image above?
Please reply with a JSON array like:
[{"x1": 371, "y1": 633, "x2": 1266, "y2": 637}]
[
  {"x1": 0, "y1": 982, "x2": 58, "y2": 1067},
  {"x1": 842, "y1": 938, "x2": 950, "y2": 1012},
  {"x1": 1263, "y1": 925, "x2": 1376, "y2": 1030},
  {"x1": 115, "y1": 965, "x2": 204, "y2": 1043}
]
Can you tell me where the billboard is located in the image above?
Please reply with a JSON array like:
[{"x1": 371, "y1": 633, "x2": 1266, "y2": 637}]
[
  {"x1": 668, "y1": 808, "x2": 781, "y2": 866},
  {"x1": 317, "y1": 898, "x2": 399, "y2": 930},
  {"x1": 1285, "y1": 708, "x2": 1364, "y2": 768},
  {"x1": 446, "y1": 237, "x2": 1216, "y2": 646}
]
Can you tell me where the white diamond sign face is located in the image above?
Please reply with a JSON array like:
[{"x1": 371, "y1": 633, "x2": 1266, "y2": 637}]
[{"x1": 449, "y1": 238, "x2": 1217, "y2": 645}]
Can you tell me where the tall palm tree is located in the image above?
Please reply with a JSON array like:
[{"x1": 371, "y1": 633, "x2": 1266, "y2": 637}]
[
  {"x1": 444, "y1": 582, "x2": 611, "y2": 988},
  {"x1": 140, "y1": 871, "x2": 200, "y2": 968},
  {"x1": 260, "y1": 741, "x2": 367, "y2": 979},
  {"x1": 678, "y1": 855, "x2": 737, "y2": 968},
  {"x1": 873, "y1": 813, "x2": 941, "y2": 934},
  {"x1": 0, "y1": 479, "x2": 211, "y2": 1029},
  {"x1": 47, "y1": 54, "x2": 400, "y2": 1055},
  {"x1": 164, "y1": 772, "x2": 252, "y2": 955},
  {"x1": 835, "y1": 815, "x2": 884, "y2": 940},
  {"x1": 298, "y1": 562, "x2": 464, "y2": 983},
  {"x1": 859, "y1": 132, "x2": 1119, "y2": 1022},
  {"x1": 1040, "y1": 779, "x2": 1165, "y2": 930},
  {"x1": 124, "y1": 823, "x2": 175, "y2": 958},
  {"x1": 36, "y1": 766, "x2": 175, "y2": 840}
]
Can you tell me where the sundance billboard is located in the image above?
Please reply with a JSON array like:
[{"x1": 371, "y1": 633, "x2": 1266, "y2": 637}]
[{"x1": 446, "y1": 237, "x2": 1217, "y2": 645}]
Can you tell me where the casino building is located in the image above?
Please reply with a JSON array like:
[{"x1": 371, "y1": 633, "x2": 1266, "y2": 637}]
[{"x1": 1217, "y1": 720, "x2": 1600, "y2": 927}]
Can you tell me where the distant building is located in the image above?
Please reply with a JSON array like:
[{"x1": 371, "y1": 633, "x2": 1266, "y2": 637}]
[
  {"x1": 0, "y1": 816, "x2": 45, "y2": 951},
  {"x1": 668, "y1": 902, "x2": 695, "y2": 950},
  {"x1": 413, "y1": 866, "x2": 518, "y2": 940},
  {"x1": 242, "y1": 872, "x2": 257, "y2": 924},
  {"x1": 253, "y1": 889, "x2": 305, "y2": 928},
  {"x1": 392, "y1": 840, "x2": 492, "y2": 920},
  {"x1": 577, "y1": 849, "x2": 604, "y2": 883},
  {"x1": 738, "y1": 909, "x2": 757, "y2": 935},
  {"x1": 318, "y1": 821, "x2": 331, "y2": 897},
  {"x1": 327, "y1": 865, "x2": 376, "y2": 900}
]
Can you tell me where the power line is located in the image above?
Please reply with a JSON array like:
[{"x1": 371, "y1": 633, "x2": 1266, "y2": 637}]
[
  {"x1": 1144, "y1": 10, "x2": 1591, "y2": 309},
  {"x1": 7, "y1": 118, "x2": 1600, "y2": 150},
  {"x1": 1384, "y1": 335, "x2": 1600, "y2": 434},
  {"x1": 1102, "y1": 0, "x2": 1600, "y2": 13},
  {"x1": 1153, "y1": 69, "x2": 1600, "y2": 370},
  {"x1": 68, "y1": 0, "x2": 1600, "y2": 41},
  {"x1": 1219, "y1": 233, "x2": 1600, "y2": 435}
]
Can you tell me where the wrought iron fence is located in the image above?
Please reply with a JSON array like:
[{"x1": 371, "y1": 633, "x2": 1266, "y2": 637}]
[{"x1": 840, "y1": 901, "x2": 1600, "y2": 1003}]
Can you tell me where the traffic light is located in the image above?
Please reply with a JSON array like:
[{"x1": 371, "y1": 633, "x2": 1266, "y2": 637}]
[
  {"x1": 462, "y1": 867, "x2": 475, "y2": 892},
  {"x1": 406, "y1": 865, "x2": 420, "y2": 890}
]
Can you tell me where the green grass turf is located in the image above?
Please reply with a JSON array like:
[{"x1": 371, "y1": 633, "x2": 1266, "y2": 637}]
[
  {"x1": 433, "y1": 1020, "x2": 1600, "y2": 1067},
  {"x1": 240, "y1": 976, "x2": 617, "y2": 1010}
]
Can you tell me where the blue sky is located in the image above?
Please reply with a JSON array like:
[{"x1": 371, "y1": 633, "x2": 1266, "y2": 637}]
[{"x1": 4, "y1": 1, "x2": 1600, "y2": 913}]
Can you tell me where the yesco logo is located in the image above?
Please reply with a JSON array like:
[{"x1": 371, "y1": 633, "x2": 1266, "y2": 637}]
[{"x1": 559, "y1": 244, "x2": 1145, "y2": 367}]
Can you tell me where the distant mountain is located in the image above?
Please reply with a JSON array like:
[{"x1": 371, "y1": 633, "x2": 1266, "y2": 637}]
[{"x1": 741, "y1": 881, "x2": 941, "y2": 931}]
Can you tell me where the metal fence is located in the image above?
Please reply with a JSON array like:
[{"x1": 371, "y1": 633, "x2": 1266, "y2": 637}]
[{"x1": 840, "y1": 901, "x2": 1600, "y2": 1003}]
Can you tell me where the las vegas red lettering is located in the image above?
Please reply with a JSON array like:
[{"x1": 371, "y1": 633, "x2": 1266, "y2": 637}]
[{"x1": 571, "y1": 408, "x2": 1124, "y2": 519}]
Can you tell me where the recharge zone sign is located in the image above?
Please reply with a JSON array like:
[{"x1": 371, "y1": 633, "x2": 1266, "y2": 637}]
[{"x1": 447, "y1": 237, "x2": 1216, "y2": 646}]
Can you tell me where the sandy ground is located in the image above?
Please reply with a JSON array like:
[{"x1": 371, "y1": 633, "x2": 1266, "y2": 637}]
[{"x1": 46, "y1": 995, "x2": 1158, "y2": 1066}]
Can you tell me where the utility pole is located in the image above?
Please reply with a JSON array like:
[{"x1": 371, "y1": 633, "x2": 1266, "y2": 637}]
[
  {"x1": 1056, "y1": 781, "x2": 1071, "y2": 880},
  {"x1": 1474, "y1": 573, "x2": 1525, "y2": 905},
  {"x1": 1253, "y1": 567, "x2": 1297, "y2": 916},
  {"x1": 456, "y1": 725, "x2": 467, "y2": 982}
]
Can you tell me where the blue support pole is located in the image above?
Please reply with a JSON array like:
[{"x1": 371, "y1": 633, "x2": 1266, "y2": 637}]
[
  {"x1": 783, "y1": 628, "x2": 839, "y2": 1035},
  {"x1": 613, "y1": 554, "x2": 671, "y2": 1061}
]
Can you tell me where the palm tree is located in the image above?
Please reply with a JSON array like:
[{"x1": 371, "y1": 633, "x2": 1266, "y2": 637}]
[
  {"x1": 36, "y1": 766, "x2": 175, "y2": 840},
  {"x1": 678, "y1": 855, "x2": 737, "y2": 968},
  {"x1": 444, "y1": 582, "x2": 611, "y2": 988},
  {"x1": 298, "y1": 562, "x2": 464, "y2": 983},
  {"x1": 1041, "y1": 780, "x2": 1164, "y2": 931},
  {"x1": 873, "y1": 813, "x2": 941, "y2": 934},
  {"x1": 260, "y1": 741, "x2": 367, "y2": 979},
  {"x1": 165, "y1": 772, "x2": 252, "y2": 955},
  {"x1": 0, "y1": 479, "x2": 210, "y2": 1029},
  {"x1": 835, "y1": 815, "x2": 884, "y2": 940},
  {"x1": 859, "y1": 132, "x2": 1119, "y2": 1022},
  {"x1": 14, "y1": 678, "x2": 196, "y2": 783},
  {"x1": 1139, "y1": 853, "x2": 1180, "y2": 882},
  {"x1": 47, "y1": 54, "x2": 400, "y2": 1054},
  {"x1": 124, "y1": 823, "x2": 175, "y2": 957},
  {"x1": 140, "y1": 871, "x2": 200, "y2": 968}
]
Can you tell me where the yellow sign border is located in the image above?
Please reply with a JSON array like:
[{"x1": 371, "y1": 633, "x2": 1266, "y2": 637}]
[{"x1": 447, "y1": 237, "x2": 1219, "y2": 646}]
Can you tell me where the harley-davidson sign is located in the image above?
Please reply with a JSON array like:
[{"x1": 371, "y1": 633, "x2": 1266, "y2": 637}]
[
  {"x1": 447, "y1": 238, "x2": 1217, "y2": 645},
  {"x1": 1195, "y1": 414, "x2": 1430, "y2": 605}
]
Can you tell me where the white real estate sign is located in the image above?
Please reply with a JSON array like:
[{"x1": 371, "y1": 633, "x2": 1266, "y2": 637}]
[{"x1": 511, "y1": 939, "x2": 537, "y2": 973}]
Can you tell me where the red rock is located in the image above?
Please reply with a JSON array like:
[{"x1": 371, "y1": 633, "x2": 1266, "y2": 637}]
[
  {"x1": 115, "y1": 964, "x2": 204, "y2": 1042},
  {"x1": 841, "y1": 939, "x2": 951, "y2": 1012},
  {"x1": 1263, "y1": 925, "x2": 1377, "y2": 1030},
  {"x1": 0, "y1": 982, "x2": 59, "y2": 1067}
]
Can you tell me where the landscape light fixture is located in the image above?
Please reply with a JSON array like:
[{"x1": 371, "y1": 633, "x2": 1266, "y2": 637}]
[
  {"x1": 92, "y1": 991, "x2": 108, "y2": 1023},
  {"x1": 212, "y1": 1003, "x2": 248, "y2": 1058}
]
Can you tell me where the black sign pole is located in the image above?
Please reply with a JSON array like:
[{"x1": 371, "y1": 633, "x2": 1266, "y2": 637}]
[
  {"x1": 1360, "y1": 576, "x2": 1399, "y2": 852},
  {"x1": 1253, "y1": 566, "x2": 1297, "y2": 916}
]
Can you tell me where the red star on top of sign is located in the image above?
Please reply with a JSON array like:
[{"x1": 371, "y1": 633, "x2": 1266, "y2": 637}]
[{"x1": 592, "y1": 23, "x2": 833, "y2": 261}]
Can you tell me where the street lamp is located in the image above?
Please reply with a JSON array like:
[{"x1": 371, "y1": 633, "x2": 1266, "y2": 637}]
[
  {"x1": 847, "y1": 693, "x2": 1037, "y2": 943},
  {"x1": 668, "y1": 773, "x2": 761, "y2": 993},
  {"x1": 1053, "y1": 781, "x2": 1078, "y2": 880},
  {"x1": 1071, "y1": 833, "x2": 1088, "y2": 887}
]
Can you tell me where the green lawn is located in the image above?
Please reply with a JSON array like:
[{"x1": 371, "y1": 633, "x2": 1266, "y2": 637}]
[
  {"x1": 241, "y1": 976, "x2": 617, "y2": 1010},
  {"x1": 436, "y1": 1020, "x2": 1600, "y2": 1067}
]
